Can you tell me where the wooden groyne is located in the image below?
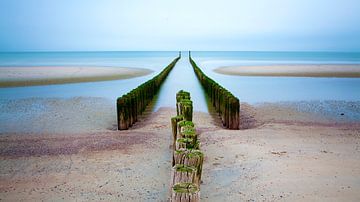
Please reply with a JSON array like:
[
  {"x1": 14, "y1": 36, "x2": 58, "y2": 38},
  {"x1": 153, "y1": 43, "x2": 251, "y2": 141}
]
[
  {"x1": 189, "y1": 56, "x2": 240, "y2": 129},
  {"x1": 170, "y1": 90, "x2": 204, "y2": 202},
  {"x1": 117, "y1": 56, "x2": 180, "y2": 130}
]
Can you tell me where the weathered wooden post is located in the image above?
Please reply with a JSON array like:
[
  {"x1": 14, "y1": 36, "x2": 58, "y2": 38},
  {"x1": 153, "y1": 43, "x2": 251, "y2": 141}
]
[
  {"x1": 171, "y1": 115, "x2": 184, "y2": 150},
  {"x1": 189, "y1": 57, "x2": 241, "y2": 130},
  {"x1": 228, "y1": 97, "x2": 240, "y2": 129},
  {"x1": 171, "y1": 164, "x2": 198, "y2": 185},
  {"x1": 173, "y1": 149, "x2": 204, "y2": 183},
  {"x1": 117, "y1": 98, "x2": 128, "y2": 130},
  {"x1": 180, "y1": 100, "x2": 193, "y2": 121},
  {"x1": 171, "y1": 182, "x2": 200, "y2": 202},
  {"x1": 179, "y1": 126, "x2": 196, "y2": 139},
  {"x1": 176, "y1": 91, "x2": 190, "y2": 116},
  {"x1": 117, "y1": 56, "x2": 180, "y2": 130},
  {"x1": 176, "y1": 138, "x2": 199, "y2": 150},
  {"x1": 177, "y1": 121, "x2": 194, "y2": 138}
]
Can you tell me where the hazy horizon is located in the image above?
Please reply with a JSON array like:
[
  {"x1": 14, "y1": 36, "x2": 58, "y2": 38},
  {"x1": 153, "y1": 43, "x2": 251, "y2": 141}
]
[{"x1": 1, "y1": 0, "x2": 360, "y2": 52}]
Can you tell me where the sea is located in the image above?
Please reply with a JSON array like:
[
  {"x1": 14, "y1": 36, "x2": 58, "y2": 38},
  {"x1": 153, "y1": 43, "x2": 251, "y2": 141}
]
[{"x1": 0, "y1": 51, "x2": 360, "y2": 112}]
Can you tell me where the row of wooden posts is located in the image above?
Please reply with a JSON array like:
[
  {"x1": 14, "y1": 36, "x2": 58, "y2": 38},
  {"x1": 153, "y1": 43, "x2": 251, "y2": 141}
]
[
  {"x1": 117, "y1": 56, "x2": 180, "y2": 130},
  {"x1": 189, "y1": 56, "x2": 240, "y2": 129},
  {"x1": 170, "y1": 90, "x2": 204, "y2": 202}
]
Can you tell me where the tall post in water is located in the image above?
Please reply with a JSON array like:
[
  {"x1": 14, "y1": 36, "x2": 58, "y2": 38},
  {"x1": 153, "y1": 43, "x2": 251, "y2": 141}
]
[{"x1": 179, "y1": 51, "x2": 181, "y2": 58}]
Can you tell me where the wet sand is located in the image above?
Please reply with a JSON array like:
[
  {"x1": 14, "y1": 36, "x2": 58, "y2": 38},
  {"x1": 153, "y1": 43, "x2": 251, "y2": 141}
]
[
  {"x1": 0, "y1": 100, "x2": 360, "y2": 201},
  {"x1": 214, "y1": 64, "x2": 360, "y2": 77},
  {"x1": 0, "y1": 66, "x2": 153, "y2": 87}
]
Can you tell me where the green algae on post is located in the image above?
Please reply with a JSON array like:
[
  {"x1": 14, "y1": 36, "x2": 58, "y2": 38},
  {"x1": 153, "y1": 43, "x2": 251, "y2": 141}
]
[
  {"x1": 117, "y1": 56, "x2": 180, "y2": 130},
  {"x1": 171, "y1": 164, "x2": 198, "y2": 186},
  {"x1": 189, "y1": 55, "x2": 240, "y2": 129},
  {"x1": 171, "y1": 182, "x2": 200, "y2": 202},
  {"x1": 173, "y1": 149, "x2": 204, "y2": 183}
]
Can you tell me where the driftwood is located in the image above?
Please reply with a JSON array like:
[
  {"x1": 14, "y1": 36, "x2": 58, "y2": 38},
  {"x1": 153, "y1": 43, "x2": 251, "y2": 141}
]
[{"x1": 171, "y1": 182, "x2": 200, "y2": 202}]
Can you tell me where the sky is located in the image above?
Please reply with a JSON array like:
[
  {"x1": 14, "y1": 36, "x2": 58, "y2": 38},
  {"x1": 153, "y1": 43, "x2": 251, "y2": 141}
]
[{"x1": 0, "y1": 0, "x2": 360, "y2": 51}]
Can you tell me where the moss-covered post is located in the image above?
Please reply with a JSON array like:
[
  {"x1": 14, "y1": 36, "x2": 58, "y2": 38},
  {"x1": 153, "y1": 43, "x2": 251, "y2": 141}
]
[
  {"x1": 171, "y1": 182, "x2": 200, "y2": 202},
  {"x1": 189, "y1": 57, "x2": 241, "y2": 130},
  {"x1": 173, "y1": 149, "x2": 204, "y2": 183},
  {"x1": 181, "y1": 100, "x2": 193, "y2": 121},
  {"x1": 179, "y1": 125, "x2": 196, "y2": 139},
  {"x1": 117, "y1": 98, "x2": 128, "y2": 130},
  {"x1": 116, "y1": 56, "x2": 180, "y2": 130},
  {"x1": 176, "y1": 138, "x2": 199, "y2": 150},
  {"x1": 177, "y1": 121, "x2": 194, "y2": 139},
  {"x1": 171, "y1": 115, "x2": 184, "y2": 150},
  {"x1": 229, "y1": 97, "x2": 240, "y2": 129},
  {"x1": 171, "y1": 164, "x2": 198, "y2": 185},
  {"x1": 176, "y1": 91, "x2": 190, "y2": 116}
]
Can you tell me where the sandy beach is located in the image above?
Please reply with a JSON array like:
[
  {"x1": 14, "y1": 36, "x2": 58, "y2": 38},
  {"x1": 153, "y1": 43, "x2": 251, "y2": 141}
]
[
  {"x1": 214, "y1": 64, "x2": 360, "y2": 77},
  {"x1": 0, "y1": 98, "x2": 359, "y2": 201},
  {"x1": 0, "y1": 66, "x2": 153, "y2": 87}
]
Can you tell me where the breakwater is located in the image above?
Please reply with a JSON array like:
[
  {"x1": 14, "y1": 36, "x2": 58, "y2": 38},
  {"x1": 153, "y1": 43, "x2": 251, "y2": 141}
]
[
  {"x1": 170, "y1": 90, "x2": 203, "y2": 201},
  {"x1": 117, "y1": 56, "x2": 180, "y2": 130},
  {"x1": 189, "y1": 56, "x2": 240, "y2": 129}
]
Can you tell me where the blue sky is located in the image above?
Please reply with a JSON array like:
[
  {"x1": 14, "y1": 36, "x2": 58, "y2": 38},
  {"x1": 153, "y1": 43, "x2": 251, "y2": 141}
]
[{"x1": 0, "y1": 0, "x2": 360, "y2": 51}]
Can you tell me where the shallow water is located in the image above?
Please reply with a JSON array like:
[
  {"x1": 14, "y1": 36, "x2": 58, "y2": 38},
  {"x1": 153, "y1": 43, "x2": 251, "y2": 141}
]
[
  {"x1": 1, "y1": 51, "x2": 359, "y2": 112},
  {"x1": 192, "y1": 51, "x2": 360, "y2": 103},
  {"x1": 152, "y1": 56, "x2": 209, "y2": 112},
  {"x1": 0, "y1": 51, "x2": 178, "y2": 101},
  {"x1": 1, "y1": 51, "x2": 360, "y2": 134}
]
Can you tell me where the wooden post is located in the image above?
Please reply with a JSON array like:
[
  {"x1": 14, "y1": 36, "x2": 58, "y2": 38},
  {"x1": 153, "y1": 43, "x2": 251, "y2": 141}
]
[
  {"x1": 171, "y1": 164, "x2": 198, "y2": 185},
  {"x1": 171, "y1": 182, "x2": 200, "y2": 202},
  {"x1": 179, "y1": 126, "x2": 196, "y2": 140},
  {"x1": 173, "y1": 149, "x2": 204, "y2": 183},
  {"x1": 182, "y1": 103, "x2": 193, "y2": 122},
  {"x1": 177, "y1": 121, "x2": 194, "y2": 138},
  {"x1": 189, "y1": 57, "x2": 241, "y2": 130},
  {"x1": 171, "y1": 115, "x2": 184, "y2": 150},
  {"x1": 117, "y1": 98, "x2": 128, "y2": 130},
  {"x1": 176, "y1": 138, "x2": 199, "y2": 150},
  {"x1": 228, "y1": 97, "x2": 240, "y2": 129}
]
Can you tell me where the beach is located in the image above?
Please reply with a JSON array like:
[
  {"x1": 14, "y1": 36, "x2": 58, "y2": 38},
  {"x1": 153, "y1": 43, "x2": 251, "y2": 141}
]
[
  {"x1": 0, "y1": 66, "x2": 153, "y2": 87},
  {"x1": 214, "y1": 64, "x2": 360, "y2": 77},
  {"x1": 0, "y1": 98, "x2": 359, "y2": 201}
]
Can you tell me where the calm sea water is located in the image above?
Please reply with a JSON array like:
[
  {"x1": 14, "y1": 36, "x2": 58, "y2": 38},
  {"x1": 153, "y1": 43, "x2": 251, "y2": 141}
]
[
  {"x1": 0, "y1": 51, "x2": 178, "y2": 101},
  {"x1": 192, "y1": 51, "x2": 360, "y2": 104},
  {"x1": 0, "y1": 51, "x2": 359, "y2": 112}
]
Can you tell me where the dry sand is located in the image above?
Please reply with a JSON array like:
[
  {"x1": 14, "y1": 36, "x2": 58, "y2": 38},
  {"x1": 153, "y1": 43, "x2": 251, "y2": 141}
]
[
  {"x1": 0, "y1": 66, "x2": 153, "y2": 87},
  {"x1": 0, "y1": 99, "x2": 360, "y2": 201},
  {"x1": 214, "y1": 64, "x2": 360, "y2": 77}
]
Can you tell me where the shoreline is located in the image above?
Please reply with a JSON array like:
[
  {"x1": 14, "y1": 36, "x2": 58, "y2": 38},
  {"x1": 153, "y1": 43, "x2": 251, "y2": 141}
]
[
  {"x1": 0, "y1": 66, "x2": 153, "y2": 87},
  {"x1": 214, "y1": 64, "x2": 360, "y2": 78},
  {"x1": 0, "y1": 101, "x2": 359, "y2": 201}
]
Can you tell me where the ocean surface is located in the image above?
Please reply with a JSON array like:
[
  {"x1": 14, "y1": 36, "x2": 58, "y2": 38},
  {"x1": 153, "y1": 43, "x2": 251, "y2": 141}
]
[
  {"x1": 192, "y1": 51, "x2": 360, "y2": 104},
  {"x1": 1, "y1": 51, "x2": 360, "y2": 112}
]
